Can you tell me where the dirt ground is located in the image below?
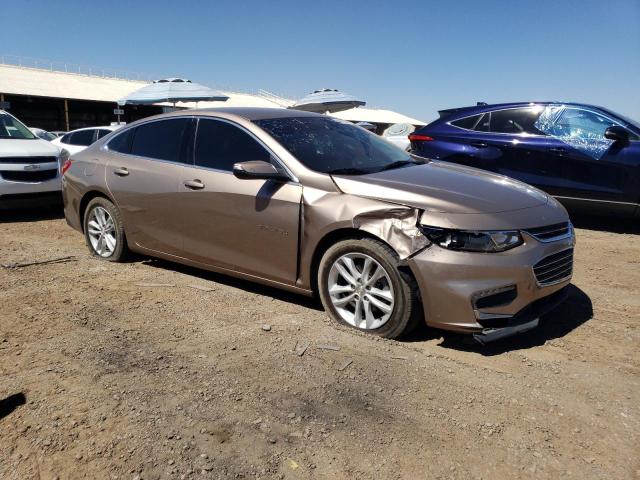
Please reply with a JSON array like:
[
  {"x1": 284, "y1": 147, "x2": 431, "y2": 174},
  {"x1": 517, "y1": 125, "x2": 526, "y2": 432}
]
[{"x1": 0, "y1": 209, "x2": 638, "y2": 480}]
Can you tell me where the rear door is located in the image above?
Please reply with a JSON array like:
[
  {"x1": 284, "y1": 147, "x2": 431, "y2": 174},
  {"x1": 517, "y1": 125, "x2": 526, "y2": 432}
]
[
  {"x1": 177, "y1": 117, "x2": 302, "y2": 285},
  {"x1": 105, "y1": 118, "x2": 193, "y2": 255},
  {"x1": 436, "y1": 108, "x2": 559, "y2": 189}
]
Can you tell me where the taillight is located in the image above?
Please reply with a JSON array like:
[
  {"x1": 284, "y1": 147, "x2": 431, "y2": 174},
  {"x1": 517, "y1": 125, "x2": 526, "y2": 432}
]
[
  {"x1": 61, "y1": 159, "x2": 72, "y2": 175},
  {"x1": 408, "y1": 134, "x2": 434, "y2": 142}
]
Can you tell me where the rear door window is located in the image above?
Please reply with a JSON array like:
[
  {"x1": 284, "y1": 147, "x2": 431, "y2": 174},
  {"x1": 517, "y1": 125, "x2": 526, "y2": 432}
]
[
  {"x1": 488, "y1": 108, "x2": 546, "y2": 135},
  {"x1": 68, "y1": 129, "x2": 96, "y2": 146},
  {"x1": 108, "y1": 128, "x2": 135, "y2": 154},
  {"x1": 194, "y1": 118, "x2": 271, "y2": 171},
  {"x1": 130, "y1": 118, "x2": 191, "y2": 162}
]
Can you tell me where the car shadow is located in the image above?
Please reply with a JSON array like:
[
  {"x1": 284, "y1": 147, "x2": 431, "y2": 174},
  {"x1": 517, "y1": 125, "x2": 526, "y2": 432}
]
[
  {"x1": 570, "y1": 213, "x2": 640, "y2": 234},
  {"x1": 140, "y1": 258, "x2": 324, "y2": 311},
  {"x1": 427, "y1": 284, "x2": 593, "y2": 355},
  {"x1": 0, "y1": 206, "x2": 64, "y2": 224},
  {"x1": 0, "y1": 392, "x2": 26, "y2": 420}
]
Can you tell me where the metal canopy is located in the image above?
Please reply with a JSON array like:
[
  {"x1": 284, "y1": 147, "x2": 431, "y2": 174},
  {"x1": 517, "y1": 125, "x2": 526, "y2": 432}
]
[
  {"x1": 118, "y1": 78, "x2": 229, "y2": 106},
  {"x1": 289, "y1": 88, "x2": 365, "y2": 113}
]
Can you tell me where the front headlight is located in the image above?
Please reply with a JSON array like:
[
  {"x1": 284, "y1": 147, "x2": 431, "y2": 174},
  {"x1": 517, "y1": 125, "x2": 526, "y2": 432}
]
[{"x1": 421, "y1": 226, "x2": 523, "y2": 253}]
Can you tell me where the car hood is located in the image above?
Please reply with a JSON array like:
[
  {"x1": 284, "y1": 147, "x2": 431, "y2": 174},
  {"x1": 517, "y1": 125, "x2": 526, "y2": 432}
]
[
  {"x1": 0, "y1": 138, "x2": 61, "y2": 157},
  {"x1": 332, "y1": 160, "x2": 549, "y2": 214}
]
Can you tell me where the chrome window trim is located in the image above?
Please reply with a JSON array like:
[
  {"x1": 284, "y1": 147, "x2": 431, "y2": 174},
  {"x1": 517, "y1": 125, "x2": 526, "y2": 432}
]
[
  {"x1": 447, "y1": 104, "x2": 637, "y2": 139},
  {"x1": 104, "y1": 115, "x2": 299, "y2": 183},
  {"x1": 447, "y1": 106, "x2": 549, "y2": 137}
]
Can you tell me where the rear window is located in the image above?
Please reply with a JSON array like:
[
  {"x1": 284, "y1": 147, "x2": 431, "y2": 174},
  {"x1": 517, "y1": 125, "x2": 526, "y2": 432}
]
[
  {"x1": 129, "y1": 118, "x2": 191, "y2": 162},
  {"x1": 451, "y1": 114, "x2": 482, "y2": 130}
]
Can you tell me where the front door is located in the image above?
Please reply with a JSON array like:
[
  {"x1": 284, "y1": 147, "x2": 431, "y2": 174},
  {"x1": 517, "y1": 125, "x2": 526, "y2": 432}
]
[
  {"x1": 177, "y1": 117, "x2": 302, "y2": 285},
  {"x1": 538, "y1": 106, "x2": 639, "y2": 211}
]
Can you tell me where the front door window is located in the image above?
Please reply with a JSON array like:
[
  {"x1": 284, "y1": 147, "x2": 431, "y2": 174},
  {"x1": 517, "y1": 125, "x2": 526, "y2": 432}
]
[{"x1": 535, "y1": 106, "x2": 621, "y2": 159}]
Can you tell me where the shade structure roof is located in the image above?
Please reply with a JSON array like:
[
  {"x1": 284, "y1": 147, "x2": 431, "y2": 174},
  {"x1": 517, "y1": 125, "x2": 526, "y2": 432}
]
[
  {"x1": 118, "y1": 78, "x2": 228, "y2": 105},
  {"x1": 289, "y1": 88, "x2": 365, "y2": 113}
]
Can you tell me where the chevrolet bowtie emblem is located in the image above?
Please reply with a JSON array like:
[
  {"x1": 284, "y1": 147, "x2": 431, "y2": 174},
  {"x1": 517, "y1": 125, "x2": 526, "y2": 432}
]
[{"x1": 24, "y1": 164, "x2": 41, "y2": 171}]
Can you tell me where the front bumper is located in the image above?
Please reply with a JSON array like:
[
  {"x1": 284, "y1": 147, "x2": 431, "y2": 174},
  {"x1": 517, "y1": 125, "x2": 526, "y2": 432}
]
[
  {"x1": 407, "y1": 231, "x2": 574, "y2": 334},
  {"x1": 0, "y1": 170, "x2": 62, "y2": 209}
]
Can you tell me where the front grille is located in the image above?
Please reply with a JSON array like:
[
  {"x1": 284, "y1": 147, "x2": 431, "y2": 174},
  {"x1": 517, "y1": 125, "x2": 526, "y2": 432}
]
[
  {"x1": 0, "y1": 156, "x2": 58, "y2": 164},
  {"x1": 525, "y1": 222, "x2": 572, "y2": 242},
  {"x1": 533, "y1": 248, "x2": 573, "y2": 286},
  {"x1": 1, "y1": 170, "x2": 58, "y2": 182}
]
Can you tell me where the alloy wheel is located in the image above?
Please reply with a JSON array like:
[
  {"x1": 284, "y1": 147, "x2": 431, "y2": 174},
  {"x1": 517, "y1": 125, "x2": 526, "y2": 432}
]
[
  {"x1": 327, "y1": 252, "x2": 395, "y2": 330},
  {"x1": 87, "y1": 206, "x2": 117, "y2": 257}
]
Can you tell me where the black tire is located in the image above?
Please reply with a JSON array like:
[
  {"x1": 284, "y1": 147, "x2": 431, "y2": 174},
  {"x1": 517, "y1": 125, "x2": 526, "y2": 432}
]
[
  {"x1": 318, "y1": 238, "x2": 423, "y2": 339},
  {"x1": 83, "y1": 197, "x2": 129, "y2": 262}
]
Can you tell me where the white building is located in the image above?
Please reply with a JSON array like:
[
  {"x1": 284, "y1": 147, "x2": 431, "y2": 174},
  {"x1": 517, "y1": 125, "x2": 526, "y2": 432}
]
[{"x1": 0, "y1": 61, "x2": 425, "y2": 132}]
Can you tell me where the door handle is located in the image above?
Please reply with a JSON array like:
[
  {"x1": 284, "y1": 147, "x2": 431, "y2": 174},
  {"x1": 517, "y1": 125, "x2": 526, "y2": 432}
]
[
  {"x1": 549, "y1": 147, "x2": 566, "y2": 153},
  {"x1": 113, "y1": 167, "x2": 129, "y2": 177},
  {"x1": 184, "y1": 179, "x2": 205, "y2": 190},
  {"x1": 471, "y1": 142, "x2": 489, "y2": 148}
]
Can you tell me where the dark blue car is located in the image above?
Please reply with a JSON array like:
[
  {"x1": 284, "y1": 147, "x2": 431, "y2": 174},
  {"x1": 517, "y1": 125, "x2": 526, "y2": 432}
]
[{"x1": 409, "y1": 102, "x2": 640, "y2": 217}]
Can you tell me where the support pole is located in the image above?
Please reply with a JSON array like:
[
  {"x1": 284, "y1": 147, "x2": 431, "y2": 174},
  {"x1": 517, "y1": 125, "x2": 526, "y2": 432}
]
[{"x1": 64, "y1": 98, "x2": 70, "y2": 131}]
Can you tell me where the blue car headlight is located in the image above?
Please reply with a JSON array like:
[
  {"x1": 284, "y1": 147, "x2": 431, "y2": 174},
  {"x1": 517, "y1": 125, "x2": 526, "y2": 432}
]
[{"x1": 420, "y1": 226, "x2": 523, "y2": 253}]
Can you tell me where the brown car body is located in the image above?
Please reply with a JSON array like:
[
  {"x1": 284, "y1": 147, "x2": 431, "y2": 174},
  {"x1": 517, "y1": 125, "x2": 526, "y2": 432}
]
[{"x1": 62, "y1": 108, "x2": 574, "y2": 341}]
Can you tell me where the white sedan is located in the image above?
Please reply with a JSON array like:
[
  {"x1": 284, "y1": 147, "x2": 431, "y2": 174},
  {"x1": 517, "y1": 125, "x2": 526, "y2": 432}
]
[
  {"x1": 383, "y1": 123, "x2": 416, "y2": 151},
  {"x1": 52, "y1": 125, "x2": 121, "y2": 155}
]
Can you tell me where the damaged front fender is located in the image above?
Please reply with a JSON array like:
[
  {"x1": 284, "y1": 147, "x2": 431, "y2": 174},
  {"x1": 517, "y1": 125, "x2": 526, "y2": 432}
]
[
  {"x1": 353, "y1": 208, "x2": 429, "y2": 259},
  {"x1": 298, "y1": 188, "x2": 430, "y2": 290}
]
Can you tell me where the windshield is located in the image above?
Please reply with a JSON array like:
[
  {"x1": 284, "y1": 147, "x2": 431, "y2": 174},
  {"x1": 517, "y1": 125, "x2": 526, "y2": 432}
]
[
  {"x1": 255, "y1": 116, "x2": 419, "y2": 175},
  {"x1": 613, "y1": 112, "x2": 640, "y2": 131},
  {"x1": 0, "y1": 113, "x2": 37, "y2": 139},
  {"x1": 34, "y1": 130, "x2": 57, "y2": 141}
]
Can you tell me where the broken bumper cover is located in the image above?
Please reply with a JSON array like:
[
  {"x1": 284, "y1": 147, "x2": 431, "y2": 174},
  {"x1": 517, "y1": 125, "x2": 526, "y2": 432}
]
[
  {"x1": 472, "y1": 286, "x2": 569, "y2": 344},
  {"x1": 407, "y1": 233, "x2": 573, "y2": 335}
]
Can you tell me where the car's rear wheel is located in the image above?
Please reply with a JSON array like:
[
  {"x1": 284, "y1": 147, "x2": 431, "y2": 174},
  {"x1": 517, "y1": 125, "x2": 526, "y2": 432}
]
[
  {"x1": 83, "y1": 197, "x2": 128, "y2": 262},
  {"x1": 318, "y1": 238, "x2": 422, "y2": 339}
]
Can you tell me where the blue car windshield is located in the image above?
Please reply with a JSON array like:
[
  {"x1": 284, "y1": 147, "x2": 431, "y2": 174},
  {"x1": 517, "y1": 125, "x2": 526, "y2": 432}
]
[
  {"x1": 613, "y1": 112, "x2": 640, "y2": 131},
  {"x1": 255, "y1": 116, "x2": 418, "y2": 175}
]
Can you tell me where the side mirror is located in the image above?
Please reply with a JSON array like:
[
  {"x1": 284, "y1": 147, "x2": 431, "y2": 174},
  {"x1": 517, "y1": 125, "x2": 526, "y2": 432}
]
[
  {"x1": 232, "y1": 160, "x2": 290, "y2": 181},
  {"x1": 604, "y1": 125, "x2": 629, "y2": 144}
]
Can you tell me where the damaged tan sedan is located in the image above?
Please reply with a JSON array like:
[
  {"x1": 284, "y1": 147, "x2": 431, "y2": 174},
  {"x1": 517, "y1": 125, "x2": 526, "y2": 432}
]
[{"x1": 62, "y1": 108, "x2": 575, "y2": 343}]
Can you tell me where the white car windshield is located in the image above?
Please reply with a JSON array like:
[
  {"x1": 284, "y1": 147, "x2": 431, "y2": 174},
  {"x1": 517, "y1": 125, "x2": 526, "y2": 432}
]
[{"x1": 0, "y1": 113, "x2": 37, "y2": 140}]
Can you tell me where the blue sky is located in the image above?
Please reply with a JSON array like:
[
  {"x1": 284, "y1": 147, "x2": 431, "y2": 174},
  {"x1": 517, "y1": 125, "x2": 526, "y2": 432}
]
[{"x1": 2, "y1": 0, "x2": 639, "y2": 122}]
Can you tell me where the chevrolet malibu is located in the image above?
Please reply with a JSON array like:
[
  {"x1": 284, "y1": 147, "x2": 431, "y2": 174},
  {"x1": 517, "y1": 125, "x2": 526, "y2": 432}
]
[{"x1": 62, "y1": 108, "x2": 575, "y2": 343}]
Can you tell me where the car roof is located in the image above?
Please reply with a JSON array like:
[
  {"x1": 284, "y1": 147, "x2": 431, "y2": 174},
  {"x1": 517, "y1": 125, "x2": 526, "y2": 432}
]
[
  {"x1": 192, "y1": 107, "x2": 323, "y2": 121},
  {"x1": 437, "y1": 101, "x2": 608, "y2": 120},
  {"x1": 65, "y1": 125, "x2": 120, "y2": 133}
]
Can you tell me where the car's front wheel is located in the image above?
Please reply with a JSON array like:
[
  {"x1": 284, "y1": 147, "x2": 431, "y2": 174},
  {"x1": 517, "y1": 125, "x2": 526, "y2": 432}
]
[
  {"x1": 83, "y1": 197, "x2": 128, "y2": 262},
  {"x1": 318, "y1": 238, "x2": 422, "y2": 339}
]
